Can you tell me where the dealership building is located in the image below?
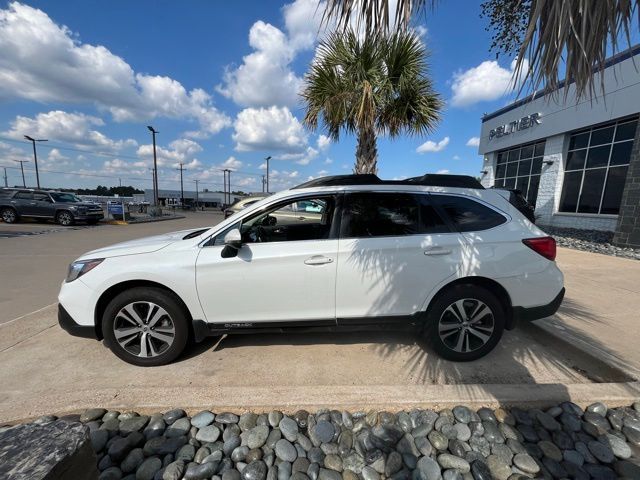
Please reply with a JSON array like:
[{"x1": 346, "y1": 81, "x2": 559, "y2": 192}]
[{"x1": 478, "y1": 45, "x2": 640, "y2": 248}]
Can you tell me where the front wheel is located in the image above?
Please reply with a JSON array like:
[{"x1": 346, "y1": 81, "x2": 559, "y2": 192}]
[
  {"x1": 102, "y1": 287, "x2": 190, "y2": 366},
  {"x1": 1, "y1": 207, "x2": 18, "y2": 223},
  {"x1": 425, "y1": 284, "x2": 505, "y2": 362},
  {"x1": 56, "y1": 210, "x2": 74, "y2": 226}
]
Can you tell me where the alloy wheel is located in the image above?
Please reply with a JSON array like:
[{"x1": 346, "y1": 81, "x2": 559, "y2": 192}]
[
  {"x1": 438, "y1": 298, "x2": 495, "y2": 353},
  {"x1": 2, "y1": 209, "x2": 16, "y2": 223},
  {"x1": 113, "y1": 301, "x2": 176, "y2": 358},
  {"x1": 58, "y1": 212, "x2": 73, "y2": 226}
]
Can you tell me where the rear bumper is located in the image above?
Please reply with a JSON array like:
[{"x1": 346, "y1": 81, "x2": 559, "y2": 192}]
[
  {"x1": 58, "y1": 304, "x2": 98, "y2": 339},
  {"x1": 513, "y1": 287, "x2": 565, "y2": 323}
]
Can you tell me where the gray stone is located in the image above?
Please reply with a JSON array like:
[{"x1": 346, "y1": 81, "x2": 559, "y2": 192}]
[
  {"x1": 342, "y1": 452, "x2": 365, "y2": 474},
  {"x1": 99, "y1": 466, "x2": 123, "y2": 480},
  {"x1": 109, "y1": 437, "x2": 133, "y2": 462},
  {"x1": 196, "y1": 425, "x2": 221, "y2": 443},
  {"x1": 122, "y1": 448, "x2": 145, "y2": 473},
  {"x1": 175, "y1": 444, "x2": 195, "y2": 463},
  {"x1": 191, "y1": 411, "x2": 215, "y2": 429},
  {"x1": 361, "y1": 466, "x2": 379, "y2": 480},
  {"x1": 223, "y1": 470, "x2": 242, "y2": 480},
  {"x1": 163, "y1": 410, "x2": 186, "y2": 425},
  {"x1": 428, "y1": 431, "x2": 448, "y2": 451},
  {"x1": 120, "y1": 416, "x2": 150, "y2": 435},
  {"x1": 559, "y1": 412, "x2": 582, "y2": 432},
  {"x1": 144, "y1": 417, "x2": 166, "y2": 440},
  {"x1": 276, "y1": 439, "x2": 298, "y2": 462},
  {"x1": 136, "y1": 457, "x2": 162, "y2": 480},
  {"x1": 217, "y1": 413, "x2": 240, "y2": 424},
  {"x1": 239, "y1": 414, "x2": 259, "y2": 432},
  {"x1": 563, "y1": 449, "x2": 584, "y2": 466},
  {"x1": 385, "y1": 451, "x2": 403, "y2": 476},
  {"x1": 482, "y1": 422, "x2": 504, "y2": 444},
  {"x1": 297, "y1": 434, "x2": 312, "y2": 452},
  {"x1": 614, "y1": 459, "x2": 640, "y2": 478},
  {"x1": 91, "y1": 429, "x2": 110, "y2": 452},
  {"x1": 194, "y1": 446, "x2": 211, "y2": 463},
  {"x1": 278, "y1": 461, "x2": 292, "y2": 480},
  {"x1": 292, "y1": 457, "x2": 310, "y2": 473},
  {"x1": 247, "y1": 426, "x2": 270, "y2": 449},
  {"x1": 317, "y1": 468, "x2": 340, "y2": 480},
  {"x1": 583, "y1": 464, "x2": 616, "y2": 480},
  {"x1": 587, "y1": 440, "x2": 614, "y2": 463},
  {"x1": 441, "y1": 470, "x2": 462, "y2": 480},
  {"x1": 269, "y1": 412, "x2": 283, "y2": 428},
  {"x1": 162, "y1": 461, "x2": 185, "y2": 480},
  {"x1": 414, "y1": 456, "x2": 441, "y2": 480},
  {"x1": 469, "y1": 435, "x2": 490, "y2": 457},
  {"x1": 415, "y1": 436, "x2": 433, "y2": 456},
  {"x1": 485, "y1": 455, "x2": 510, "y2": 480},
  {"x1": 575, "y1": 442, "x2": 597, "y2": 464},
  {"x1": 541, "y1": 457, "x2": 566, "y2": 479},
  {"x1": 396, "y1": 433, "x2": 421, "y2": 457},
  {"x1": 453, "y1": 424, "x2": 471, "y2": 442},
  {"x1": 324, "y1": 454, "x2": 342, "y2": 472},
  {"x1": 534, "y1": 411, "x2": 560, "y2": 432},
  {"x1": 452, "y1": 406, "x2": 472, "y2": 424},
  {"x1": 512, "y1": 453, "x2": 539, "y2": 474},
  {"x1": 184, "y1": 461, "x2": 218, "y2": 480},
  {"x1": 537, "y1": 440, "x2": 562, "y2": 462},
  {"x1": 490, "y1": 444, "x2": 513, "y2": 465},
  {"x1": 82, "y1": 408, "x2": 108, "y2": 423},
  {"x1": 279, "y1": 417, "x2": 299, "y2": 442},
  {"x1": 623, "y1": 425, "x2": 640, "y2": 445},
  {"x1": 243, "y1": 461, "x2": 268, "y2": 480},
  {"x1": 477, "y1": 408, "x2": 497, "y2": 424},
  {"x1": 313, "y1": 421, "x2": 335, "y2": 444},
  {"x1": 602, "y1": 433, "x2": 631, "y2": 459},
  {"x1": 166, "y1": 418, "x2": 191, "y2": 438},
  {"x1": 232, "y1": 446, "x2": 249, "y2": 463},
  {"x1": 436, "y1": 454, "x2": 470, "y2": 473},
  {"x1": 586, "y1": 402, "x2": 607, "y2": 416}
]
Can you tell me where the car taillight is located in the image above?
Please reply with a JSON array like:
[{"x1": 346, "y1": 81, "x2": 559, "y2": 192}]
[{"x1": 522, "y1": 236, "x2": 556, "y2": 261}]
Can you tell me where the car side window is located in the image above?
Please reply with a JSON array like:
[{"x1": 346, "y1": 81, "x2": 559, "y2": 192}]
[
  {"x1": 341, "y1": 192, "x2": 420, "y2": 238},
  {"x1": 14, "y1": 192, "x2": 33, "y2": 200},
  {"x1": 33, "y1": 193, "x2": 50, "y2": 202},
  {"x1": 431, "y1": 195, "x2": 507, "y2": 232},
  {"x1": 416, "y1": 195, "x2": 451, "y2": 234},
  {"x1": 240, "y1": 196, "x2": 335, "y2": 244}
]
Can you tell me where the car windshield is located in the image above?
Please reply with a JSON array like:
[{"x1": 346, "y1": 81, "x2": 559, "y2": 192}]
[{"x1": 50, "y1": 192, "x2": 82, "y2": 203}]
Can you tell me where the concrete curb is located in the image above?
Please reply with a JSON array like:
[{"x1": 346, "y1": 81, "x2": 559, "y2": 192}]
[
  {"x1": 104, "y1": 215, "x2": 185, "y2": 225},
  {"x1": 3, "y1": 382, "x2": 640, "y2": 424}
]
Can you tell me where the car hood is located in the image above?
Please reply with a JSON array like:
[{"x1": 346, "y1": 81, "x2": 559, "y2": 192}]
[
  {"x1": 58, "y1": 202, "x2": 102, "y2": 208},
  {"x1": 78, "y1": 227, "x2": 206, "y2": 259}
]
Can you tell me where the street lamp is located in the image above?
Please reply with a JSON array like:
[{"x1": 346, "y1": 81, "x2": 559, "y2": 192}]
[
  {"x1": 24, "y1": 135, "x2": 47, "y2": 188},
  {"x1": 14, "y1": 160, "x2": 28, "y2": 187},
  {"x1": 265, "y1": 155, "x2": 271, "y2": 193},
  {"x1": 147, "y1": 126, "x2": 159, "y2": 207}
]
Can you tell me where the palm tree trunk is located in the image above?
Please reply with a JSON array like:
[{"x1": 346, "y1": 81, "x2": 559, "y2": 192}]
[{"x1": 354, "y1": 126, "x2": 378, "y2": 174}]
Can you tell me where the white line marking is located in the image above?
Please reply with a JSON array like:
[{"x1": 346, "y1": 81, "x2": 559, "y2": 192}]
[{"x1": 0, "y1": 303, "x2": 57, "y2": 327}]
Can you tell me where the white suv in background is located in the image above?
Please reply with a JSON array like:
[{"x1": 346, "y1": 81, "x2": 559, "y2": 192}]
[{"x1": 58, "y1": 174, "x2": 565, "y2": 366}]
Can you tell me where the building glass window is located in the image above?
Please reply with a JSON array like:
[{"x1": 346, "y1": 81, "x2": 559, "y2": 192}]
[
  {"x1": 559, "y1": 117, "x2": 637, "y2": 215},
  {"x1": 494, "y1": 140, "x2": 546, "y2": 206}
]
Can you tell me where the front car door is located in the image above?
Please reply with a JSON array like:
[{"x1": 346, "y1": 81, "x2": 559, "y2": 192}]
[
  {"x1": 195, "y1": 194, "x2": 340, "y2": 325},
  {"x1": 32, "y1": 192, "x2": 54, "y2": 217},
  {"x1": 335, "y1": 191, "x2": 467, "y2": 321}
]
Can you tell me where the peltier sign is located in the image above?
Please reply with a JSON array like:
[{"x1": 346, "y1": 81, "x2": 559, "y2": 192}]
[{"x1": 489, "y1": 113, "x2": 542, "y2": 140}]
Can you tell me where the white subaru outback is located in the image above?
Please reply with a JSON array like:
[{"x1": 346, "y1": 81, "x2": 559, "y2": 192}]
[{"x1": 58, "y1": 174, "x2": 564, "y2": 366}]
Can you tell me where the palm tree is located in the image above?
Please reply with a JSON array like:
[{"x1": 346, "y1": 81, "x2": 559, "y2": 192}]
[
  {"x1": 301, "y1": 30, "x2": 442, "y2": 174},
  {"x1": 322, "y1": 0, "x2": 640, "y2": 99}
]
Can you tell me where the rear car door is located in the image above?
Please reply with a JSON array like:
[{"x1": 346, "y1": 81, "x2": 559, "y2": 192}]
[
  {"x1": 12, "y1": 191, "x2": 35, "y2": 215},
  {"x1": 195, "y1": 194, "x2": 339, "y2": 324},
  {"x1": 335, "y1": 191, "x2": 466, "y2": 320}
]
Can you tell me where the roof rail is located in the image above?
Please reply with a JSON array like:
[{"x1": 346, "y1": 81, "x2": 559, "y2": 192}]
[{"x1": 291, "y1": 173, "x2": 483, "y2": 190}]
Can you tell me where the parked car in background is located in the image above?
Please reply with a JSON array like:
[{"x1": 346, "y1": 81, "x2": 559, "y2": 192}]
[
  {"x1": 224, "y1": 195, "x2": 268, "y2": 218},
  {"x1": 0, "y1": 188, "x2": 104, "y2": 226},
  {"x1": 58, "y1": 173, "x2": 564, "y2": 366}
]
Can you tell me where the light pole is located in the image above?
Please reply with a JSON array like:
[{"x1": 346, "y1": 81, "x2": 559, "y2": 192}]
[
  {"x1": 176, "y1": 162, "x2": 186, "y2": 207},
  {"x1": 262, "y1": 174, "x2": 266, "y2": 193},
  {"x1": 147, "y1": 126, "x2": 159, "y2": 207},
  {"x1": 265, "y1": 156, "x2": 271, "y2": 193},
  {"x1": 222, "y1": 168, "x2": 231, "y2": 205},
  {"x1": 2, "y1": 167, "x2": 7, "y2": 187},
  {"x1": 193, "y1": 179, "x2": 200, "y2": 210},
  {"x1": 24, "y1": 135, "x2": 47, "y2": 188},
  {"x1": 14, "y1": 160, "x2": 28, "y2": 187}
]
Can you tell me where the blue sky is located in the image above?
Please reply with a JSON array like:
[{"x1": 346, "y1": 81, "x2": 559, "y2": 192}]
[{"x1": 0, "y1": 0, "x2": 534, "y2": 192}]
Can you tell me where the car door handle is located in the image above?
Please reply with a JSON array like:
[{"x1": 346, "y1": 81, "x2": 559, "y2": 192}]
[
  {"x1": 304, "y1": 255, "x2": 333, "y2": 265},
  {"x1": 424, "y1": 247, "x2": 452, "y2": 256}
]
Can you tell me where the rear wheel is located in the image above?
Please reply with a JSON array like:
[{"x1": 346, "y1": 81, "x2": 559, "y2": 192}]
[
  {"x1": 1, "y1": 207, "x2": 18, "y2": 223},
  {"x1": 425, "y1": 284, "x2": 505, "y2": 361},
  {"x1": 56, "y1": 210, "x2": 74, "y2": 226},
  {"x1": 102, "y1": 287, "x2": 190, "y2": 366}
]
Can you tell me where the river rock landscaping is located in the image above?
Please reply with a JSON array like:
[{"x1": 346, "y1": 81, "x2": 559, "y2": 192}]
[
  {"x1": 4, "y1": 402, "x2": 640, "y2": 480},
  {"x1": 540, "y1": 226, "x2": 640, "y2": 261}
]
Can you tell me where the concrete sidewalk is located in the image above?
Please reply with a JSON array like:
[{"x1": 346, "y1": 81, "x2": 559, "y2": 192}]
[{"x1": 538, "y1": 247, "x2": 640, "y2": 378}]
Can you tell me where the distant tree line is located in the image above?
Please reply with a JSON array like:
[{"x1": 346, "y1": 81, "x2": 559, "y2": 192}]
[{"x1": 59, "y1": 185, "x2": 144, "y2": 196}]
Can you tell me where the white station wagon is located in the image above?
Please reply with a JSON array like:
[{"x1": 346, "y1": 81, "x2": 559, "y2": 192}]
[{"x1": 58, "y1": 174, "x2": 565, "y2": 366}]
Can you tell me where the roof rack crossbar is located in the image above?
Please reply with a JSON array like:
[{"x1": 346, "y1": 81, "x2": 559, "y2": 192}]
[{"x1": 292, "y1": 173, "x2": 483, "y2": 190}]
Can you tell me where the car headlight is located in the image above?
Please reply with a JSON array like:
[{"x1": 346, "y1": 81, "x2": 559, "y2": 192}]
[
  {"x1": 66, "y1": 258, "x2": 104, "y2": 282},
  {"x1": 68, "y1": 206, "x2": 77, "y2": 211}
]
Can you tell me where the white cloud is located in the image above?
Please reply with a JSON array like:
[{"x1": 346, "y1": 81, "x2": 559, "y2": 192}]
[
  {"x1": 317, "y1": 169, "x2": 329, "y2": 176},
  {"x1": 2, "y1": 110, "x2": 137, "y2": 150},
  {"x1": 283, "y1": 0, "x2": 325, "y2": 51},
  {"x1": 416, "y1": 136, "x2": 450, "y2": 153},
  {"x1": 466, "y1": 136, "x2": 480, "y2": 147},
  {"x1": 233, "y1": 106, "x2": 308, "y2": 153},
  {"x1": 452, "y1": 155, "x2": 460, "y2": 160},
  {"x1": 317, "y1": 134, "x2": 331, "y2": 150},
  {"x1": 450, "y1": 59, "x2": 528, "y2": 107},
  {"x1": 0, "y1": 2, "x2": 230, "y2": 137},
  {"x1": 136, "y1": 138, "x2": 203, "y2": 167},
  {"x1": 277, "y1": 146, "x2": 319, "y2": 165},
  {"x1": 324, "y1": 158, "x2": 333, "y2": 164},
  {"x1": 221, "y1": 156, "x2": 243, "y2": 170},
  {"x1": 217, "y1": 21, "x2": 302, "y2": 108},
  {"x1": 436, "y1": 169, "x2": 450, "y2": 174}
]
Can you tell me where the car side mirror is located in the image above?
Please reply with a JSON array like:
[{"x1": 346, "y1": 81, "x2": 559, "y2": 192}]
[{"x1": 221, "y1": 228, "x2": 242, "y2": 258}]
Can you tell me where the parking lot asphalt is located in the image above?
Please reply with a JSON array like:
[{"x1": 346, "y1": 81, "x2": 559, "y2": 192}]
[{"x1": 1, "y1": 214, "x2": 638, "y2": 422}]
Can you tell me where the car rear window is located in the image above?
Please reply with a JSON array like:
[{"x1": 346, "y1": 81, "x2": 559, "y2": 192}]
[{"x1": 431, "y1": 195, "x2": 506, "y2": 232}]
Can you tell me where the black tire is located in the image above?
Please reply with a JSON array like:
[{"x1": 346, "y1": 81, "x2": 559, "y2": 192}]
[
  {"x1": 102, "y1": 287, "x2": 190, "y2": 366},
  {"x1": 424, "y1": 284, "x2": 505, "y2": 362},
  {"x1": 56, "y1": 210, "x2": 74, "y2": 226},
  {"x1": 1, "y1": 207, "x2": 18, "y2": 224}
]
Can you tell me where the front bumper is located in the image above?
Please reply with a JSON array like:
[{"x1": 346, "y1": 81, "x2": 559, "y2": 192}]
[
  {"x1": 513, "y1": 287, "x2": 565, "y2": 323},
  {"x1": 58, "y1": 304, "x2": 99, "y2": 339}
]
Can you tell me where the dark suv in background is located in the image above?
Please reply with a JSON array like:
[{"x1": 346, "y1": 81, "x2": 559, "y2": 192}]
[{"x1": 0, "y1": 189, "x2": 104, "y2": 226}]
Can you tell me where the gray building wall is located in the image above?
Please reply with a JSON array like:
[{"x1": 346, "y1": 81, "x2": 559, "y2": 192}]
[
  {"x1": 478, "y1": 46, "x2": 640, "y2": 236},
  {"x1": 613, "y1": 122, "x2": 640, "y2": 248}
]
